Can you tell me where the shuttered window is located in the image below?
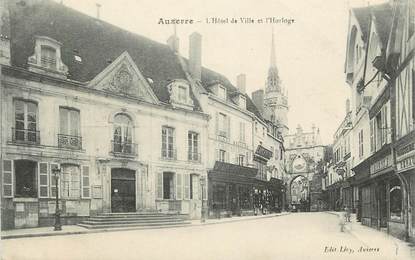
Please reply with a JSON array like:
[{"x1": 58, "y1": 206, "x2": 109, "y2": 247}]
[
  {"x1": 82, "y1": 166, "x2": 90, "y2": 198},
  {"x1": 61, "y1": 164, "x2": 80, "y2": 199},
  {"x1": 176, "y1": 173, "x2": 182, "y2": 200},
  {"x1": 50, "y1": 163, "x2": 60, "y2": 198},
  {"x1": 2, "y1": 160, "x2": 13, "y2": 198},
  {"x1": 156, "y1": 172, "x2": 163, "y2": 199},
  {"x1": 184, "y1": 174, "x2": 190, "y2": 199},
  {"x1": 38, "y1": 162, "x2": 49, "y2": 198},
  {"x1": 370, "y1": 119, "x2": 375, "y2": 153}
]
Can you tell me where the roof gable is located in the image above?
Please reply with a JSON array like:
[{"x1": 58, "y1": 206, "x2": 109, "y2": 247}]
[
  {"x1": 8, "y1": 0, "x2": 199, "y2": 107},
  {"x1": 87, "y1": 51, "x2": 159, "y2": 104}
]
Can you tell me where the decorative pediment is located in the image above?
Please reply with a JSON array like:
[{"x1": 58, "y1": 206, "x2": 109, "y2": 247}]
[{"x1": 87, "y1": 51, "x2": 159, "y2": 104}]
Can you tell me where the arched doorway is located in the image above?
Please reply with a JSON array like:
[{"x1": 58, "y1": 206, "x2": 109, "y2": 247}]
[
  {"x1": 290, "y1": 175, "x2": 309, "y2": 212},
  {"x1": 111, "y1": 168, "x2": 136, "y2": 212}
]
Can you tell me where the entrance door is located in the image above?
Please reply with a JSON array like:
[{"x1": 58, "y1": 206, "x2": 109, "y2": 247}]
[
  {"x1": 111, "y1": 168, "x2": 136, "y2": 213},
  {"x1": 189, "y1": 174, "x2": 201, "y2": 219}
]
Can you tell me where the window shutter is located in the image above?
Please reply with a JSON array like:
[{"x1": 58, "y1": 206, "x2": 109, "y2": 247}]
[
  {"x1": 216, "y1": 149, "x2": 220, "y2": 161},
  {"x1": 81, "y1": 165, "x2": 90, "y2": 198},
  {"x1": 2, "y1": 160, "x2": 13, "y2": 198},
  {"x1": 192, "y1": 175, "x2": 199, "y2": 200},
  {"x1": 370, "y1": 119, "x2": 375, "y2": 153},
  {"x1": 38, "y1": 162, "x2": 49, "y2": 198},
  {"x1": 50, "y1": 163, "x2": 60, "y2": 198},
  {"x1": 227, "y1": 116, "x2": 231, "y2": 139},
  {"x1": 383, "y1": 105, "x2": 388, "y2": 145},
  {"x1": 215, "y1": 112, "x2": 219, "y2": 135},
  {"x1": 225, "y1": 151, "x2": 230, "y2": 163},
  {"x1": 184, "y1": 174, "x2": 190, "y2": 200},
  {"x1": 156, "y1": 172, "x2": 163, "y2": 199},
  {"x1": 176, "y1": 173, "x2": 182, "y2": 200}
]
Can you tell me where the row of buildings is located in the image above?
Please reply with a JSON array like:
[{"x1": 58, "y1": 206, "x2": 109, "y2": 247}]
[
  {"x1": 322, "y1": 0, "x2": 415, "y2": 242},
  {"x1": 0, "y1": 0, "x2": 290, "y2": 229}
]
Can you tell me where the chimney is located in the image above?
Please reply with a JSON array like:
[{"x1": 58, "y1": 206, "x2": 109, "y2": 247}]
[
  {"x1": 167, "y1": 35, "x2": 179, "y2": 53},
  {"x1": 251, "y1": 90, "x2": 264, "y2": 115},
  {"x1": 96, "y1": 3, "x2": 101, "y2": 19},
  {"x1": 189, "y1": 32, "x2": 202, "y2": 81},
  {"x1": 167, "y1": 25, "x2": 179, "y2": 53},
  {"x1": 237, "y1": 74, "x2": 246, "y2": 93},
  {"x1": 345, "y1": 99, "x2": 350, "y2": 114}
]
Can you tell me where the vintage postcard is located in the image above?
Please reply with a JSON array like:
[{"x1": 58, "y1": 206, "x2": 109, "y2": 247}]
[{"x1": 0, "y1": 0, "x2": 414, "y2": 259}]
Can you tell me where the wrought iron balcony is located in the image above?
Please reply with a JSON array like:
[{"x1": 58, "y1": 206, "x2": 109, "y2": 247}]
[
  {"x1": 58, "y1": 134, "x2": 82, "y2": 150},
  {"x1": 111, "y1": 140, "x2": 138, "y2": 156},
  {"x1": 188, "y1": 151, "x2": 201, "y2": 162},
  {"x1": 161, "y1": 148, "x2": 177, "y2": 160},
  {"x1": 218, "y1": 130, "x2": 227, "y2": 138},
  {"x1": 12, "y1": 128, "x2": 40, "y2": 145}
]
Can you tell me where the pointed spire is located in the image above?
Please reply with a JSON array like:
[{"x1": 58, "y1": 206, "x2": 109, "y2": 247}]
[{"x1": 270, "y1": 27, "x2": 277, "y2": 68}]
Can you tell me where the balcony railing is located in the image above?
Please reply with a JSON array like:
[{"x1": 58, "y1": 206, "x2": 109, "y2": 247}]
[
  {"x1": 58, "y1": 134, "x2": 82, "y2": 150},
  {"x1": 12, "y1": 128, "x2": 40, "y2": 145},
  {"x1": 188, "y1": 151, "x2": 201, "y2": 162},
  {"x1": 161, "y1": 148, "x2": 177, "y2": 160},
  {"x1": 111, "y1": 141, "x2": 138, "y2": 156},
  {"x1": 218, "y1": 130, "x2": 227, "y2": 138}
]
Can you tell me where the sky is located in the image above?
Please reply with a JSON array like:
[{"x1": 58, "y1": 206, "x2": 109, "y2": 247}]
[{"x1": 55, "y1": 0, "x2": 388, "y2": 144}]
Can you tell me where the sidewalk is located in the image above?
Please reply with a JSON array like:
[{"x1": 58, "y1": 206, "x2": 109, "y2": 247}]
[
  {"x1": 326, "y1": 211, "x2": 415, "y2": 259},
  {"x1": 1, "y1": 212, "x2": 290, "y2": 240}
]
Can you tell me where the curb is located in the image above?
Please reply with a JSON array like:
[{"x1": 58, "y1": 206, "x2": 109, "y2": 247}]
[{"x1": 1, "y1": 212, "x2": 291, "y2": 240}]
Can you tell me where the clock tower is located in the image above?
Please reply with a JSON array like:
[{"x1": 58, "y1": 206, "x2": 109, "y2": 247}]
[{"x1": 264, "y1": 30, "x2": 289, "y2": 136}]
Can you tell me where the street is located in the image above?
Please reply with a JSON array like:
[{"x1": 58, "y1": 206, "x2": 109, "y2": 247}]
[{"x1": 1, "y1": 212, "x2": 412, "y2": 260}]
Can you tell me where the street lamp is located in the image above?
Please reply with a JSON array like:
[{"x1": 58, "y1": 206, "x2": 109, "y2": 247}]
[{"x1": 52, "y1": 166, "x2": 62, "y2": 231}]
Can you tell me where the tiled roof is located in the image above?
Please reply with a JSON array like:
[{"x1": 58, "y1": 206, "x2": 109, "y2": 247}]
[
  {"x1": 8, "y1": 0, "x2": 263, "y2": 116},
  {"x1": 8, "y1": 0, "x2": 190, "y2": 107},
  {"x1": 200, "y1": 66, "x2": 263, "y2": 118},
  {"x1": 351, "y1": 3, "x2": 393, "y2": 47}
]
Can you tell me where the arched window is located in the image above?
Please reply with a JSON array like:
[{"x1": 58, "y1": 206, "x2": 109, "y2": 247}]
[
  {"x1": 389, "y1": 179, "x2": 402, "y2": 220},
  {"x1": 113, "y1": 114, "x2": 133, "y2": 154}
]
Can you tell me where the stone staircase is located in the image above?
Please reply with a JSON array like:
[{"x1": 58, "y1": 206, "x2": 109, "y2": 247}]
[{"x1": 78, "y1": 212, "x2": 191, "y2": 229}]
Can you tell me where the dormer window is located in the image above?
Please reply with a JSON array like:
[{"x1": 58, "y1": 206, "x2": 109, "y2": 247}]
[
  {"x1": 239, "y1": 95, "x2": 246, "y2": 109},
  {"x1": 40, "y1": 45, "x2": 57, "y2": 69},
  {"x1": 27, "y1": 36, "x2": 68, "y2": 78},
  {"x1": 178, "y1": 85, "x2": 187, "y2": 103},
  {"x1": 218, "y1": 85, "x2": 226, "y2": 100},
  {"x1": 167, "y1": 80, "x2": 194, "y2": 109}
]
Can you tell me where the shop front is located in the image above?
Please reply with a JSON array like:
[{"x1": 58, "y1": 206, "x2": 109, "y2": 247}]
[
  {"x1": 394, "y1": 132, "x2": 415, "y2": 241},
  {"x1": 208, "y1": 161, "x2": 258, "y2": 218}
]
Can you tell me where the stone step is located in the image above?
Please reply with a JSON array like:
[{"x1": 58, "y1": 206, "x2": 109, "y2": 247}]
[
  {"x1": 95, "y1": 214, "x2": 187, "y2": 219},
  {"x1": 82, "y1": 219, "x2": 187, "y2": 225},
  {"x1": 89, "y1": 216, "x2": 183, "y2": 222},
  {"x1": 78, "y1": 221, "x2": 191, "y2": 229}
]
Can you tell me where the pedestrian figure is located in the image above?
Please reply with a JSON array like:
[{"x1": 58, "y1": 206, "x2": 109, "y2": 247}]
[
  {"x1": 339, "y1": 209, "x2": 346, "y2": 232},
  {"x1": 345, "y1": 206, "x2": 351, "y2": 222}
]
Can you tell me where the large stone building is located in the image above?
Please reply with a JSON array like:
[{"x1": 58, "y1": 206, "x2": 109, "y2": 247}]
[
  {"x1": 284, "y1": 125, "x2": 325, "y2": 211},
  {"x1": 0, "y1": 0, "x2": 288, "y2": 229},
  {"x1": 329, "y1": 0, "x2": 414, "y2": 242},
  {"x1": 0, "y1": 0, "x2": 210, "y2": 229}
]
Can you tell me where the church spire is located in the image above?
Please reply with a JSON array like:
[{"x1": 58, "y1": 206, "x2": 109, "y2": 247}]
[
  {"x1": 266, "y1": 28, "x2": 281, "y2": 93},
  {"x1": 270, "y1": 27, "x2": 277, "y2": 68}
]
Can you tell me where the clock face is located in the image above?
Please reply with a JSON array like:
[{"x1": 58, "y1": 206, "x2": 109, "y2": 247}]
[{"x1": 292, "y1": 157, "x2": 306, "y2": 173}]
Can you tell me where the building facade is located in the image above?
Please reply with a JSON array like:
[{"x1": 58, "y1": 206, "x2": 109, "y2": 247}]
[
  {"x1": 0, "y1": 0, "x2": 210, "y2": 229},
  {"x1": 340, "y1": 0, "x2": 414, "y2": 242},
  {"x1": 284, "y1": 125, "x2": 325, "y2": 211}
]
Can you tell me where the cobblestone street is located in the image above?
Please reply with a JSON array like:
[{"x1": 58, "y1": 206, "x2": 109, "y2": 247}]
[{"x1": 2, "y1": 212, "x2": 413, "y2": 260}]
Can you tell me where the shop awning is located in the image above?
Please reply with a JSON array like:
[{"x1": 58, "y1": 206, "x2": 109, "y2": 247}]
[{"x1": 212, "y1": 161, "x2": 257, "y2": 177}]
